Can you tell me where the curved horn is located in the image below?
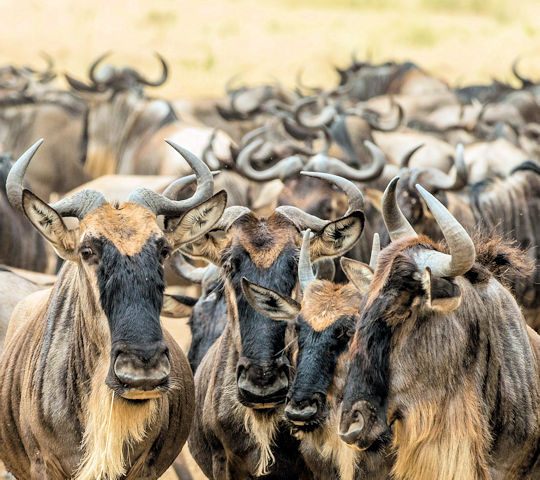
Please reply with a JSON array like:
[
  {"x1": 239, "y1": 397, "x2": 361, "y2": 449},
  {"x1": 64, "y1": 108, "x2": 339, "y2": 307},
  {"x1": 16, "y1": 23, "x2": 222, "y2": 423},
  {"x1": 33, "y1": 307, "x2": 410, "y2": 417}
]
[
  {"x1": 240, "y1": 126, "x2": 269, "y2": 148},
  {"x1": 64, "y1": 73, "x2": 99, "y2": 92},
  {"x1": 411, "y1": 143, "x2": 468, "y2": 192},
  {"x1": 303, "y1": 140, "x2": 386, "y2": 182},
  {"x1": 369, "y1": 232, "x2": 380, "y2": 270},
  {"x1": 382, "y1": 176, "x2": 417, "y2": 241},
  {"x1": 415, "y1": 184, "x2": 475, "y2": 277},
  {"x1": 236, "y1": 139, "x2": 303, "y2": 182},
  {"x1": 7, "y1": 139, "x2": 106, "y2": 218},
  {"x1": 294, "y1": 97, "x2": 336, "y2": 129},
  {"x1": 50, "y1": 190, "x2": 107, "y2": 219},
  {"x1": 171, "y1": 253, "x2": 211, "y2": 284},
  {"x1": 276, "y1": 170, "x2": 365, "y2": 231},
  {"x1": 212, "y1": 206, "x2": 251, "y2": 231},
  {"x1": 6, "y1": 139, "x2": 44, "y2": 213},
  {"x1": 298, "y1": 229, "x2": 316, "y2": 291},
  {"x1": 88, "y1": 51, "x2": 112, "y2": 84},
  {"x1": 399, "y1": 143, "x2": 424, "y2": 168},
  {"x1": 134, "y1": 52, "x2": 169, "y2": 87},
  {"x1": 128, "y1": 140, "x2": 214, "y2": 216},
  {"x1": 362, "y1": 101, "x2": 404, "y2": 132},
  {"x1": 512, "y1": 57, "x2": 533, "y2": 88},
  {"x1": 162, "y1": 171, "x2": 220, "y2": 200},
  {"x1": 300, "y1": 171, "x2": 364, "y2": 213}
]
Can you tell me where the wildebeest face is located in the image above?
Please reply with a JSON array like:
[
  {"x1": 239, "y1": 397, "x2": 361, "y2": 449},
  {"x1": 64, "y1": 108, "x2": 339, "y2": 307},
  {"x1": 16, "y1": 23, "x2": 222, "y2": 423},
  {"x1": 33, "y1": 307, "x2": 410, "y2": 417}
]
[
  {"x1": 339, "y1": 240, "x2": 462, "y2": 450},
  {"x1": 225, "y1": 220, "x2": 299, "y2": 409},
  {"x1": 286, "y1": 314, "x2": 354, "y2": 432},
  {"x1": 75, "y1": 204, "x2": 174, "y2": 400},
  {"x1": 22, "y1": 193, "x2": 226, "y2": 401}
]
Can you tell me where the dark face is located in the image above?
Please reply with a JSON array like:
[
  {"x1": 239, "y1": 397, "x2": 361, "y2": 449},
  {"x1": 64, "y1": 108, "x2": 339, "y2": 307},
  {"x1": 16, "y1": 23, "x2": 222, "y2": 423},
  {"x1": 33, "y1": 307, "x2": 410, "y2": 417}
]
[
  {"x1": 224, "y1": 240, "x2": 298, "y2": 409},
  {"x1": 339, "y1": 250, "x2": 422, "y2": 451},
  {"x1": 187, "y1": 275, "x2": 227, "y2": 373},
  {"x1": 285, "y1": 315, "x2": 354, "y2": 432},
  {"x1": 79, "y1": 227, "x2": 171, "y2": 401}
]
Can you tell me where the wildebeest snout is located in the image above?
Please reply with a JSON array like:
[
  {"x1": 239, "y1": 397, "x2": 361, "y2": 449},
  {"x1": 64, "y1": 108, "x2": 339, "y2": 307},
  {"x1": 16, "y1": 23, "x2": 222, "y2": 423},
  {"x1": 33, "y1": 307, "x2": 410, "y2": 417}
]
[
  {"x1": 284, "y1": 394, "x2": 322, "y2": 425},
  {"x1": 338, "y1": 400, "x2": 389, "y2": 450},
  {"x1": 236, "y1": 355, "x2": 290, "y2": 408},
  {"x1": 110, "y1": 341, "x2": 171, "y2": 397}
]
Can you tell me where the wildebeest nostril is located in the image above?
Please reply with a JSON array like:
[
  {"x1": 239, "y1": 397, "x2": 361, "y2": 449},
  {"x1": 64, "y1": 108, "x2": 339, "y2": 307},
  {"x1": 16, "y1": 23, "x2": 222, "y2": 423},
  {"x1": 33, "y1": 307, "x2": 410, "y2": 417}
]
[{"x1": 339, "y1": 424, "x2": 364, "y2": 445}]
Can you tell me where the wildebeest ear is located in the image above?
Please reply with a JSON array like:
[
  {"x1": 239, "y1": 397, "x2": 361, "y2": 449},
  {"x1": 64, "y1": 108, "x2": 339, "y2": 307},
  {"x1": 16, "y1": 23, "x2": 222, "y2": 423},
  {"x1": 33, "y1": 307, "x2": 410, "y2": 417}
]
[
  {"x1": 340, "y1": 257, "x2": 373, "y2": 294},
  {"x1": 241, "y1": 277, "x2": 300, "y2": 321},
  {"x1": 310, "y1": 211, "x2": 365, "y2": 261},
  {"x1": 167, "y1": 190, "x2": 227, "y2": 249},
  {"x1": 161, "y1": 293, "x2": 198, "y2": 318},
  {"x1": 22, "y1": 189, "x2": 78, "y2": 261},
  {"x1": 421, "y1": 267, "x2": 462, "y2": 313}
]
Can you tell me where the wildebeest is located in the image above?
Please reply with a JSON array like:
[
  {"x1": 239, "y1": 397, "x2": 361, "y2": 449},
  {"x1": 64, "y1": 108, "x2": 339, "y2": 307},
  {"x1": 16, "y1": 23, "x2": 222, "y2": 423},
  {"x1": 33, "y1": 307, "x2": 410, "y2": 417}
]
[
  {"x1": 242, "y1": 231, "x2": 393, "y2": 480},
  {"x1": 396, "y1": 158, "x2": 540, "y2": 329},
  {"x1": 0, "y1": 89, "x2": 90, "y2": 199},
  {"x1": 65, "y1": 53, "x2": 235, "y2": 179},
  {"x1": 184, "y1": 173, "x2": 366, "y2": 479},
  {"x1": 162, "y1": 254, "x2": 226, "y2": 374},
  {"x1": 0, "y1": 153, "x2": 54, "y2": 272},
  {"x1": 0, "y1": 139, "x2": 228, "y2": 479},
  {"x1": 339, "y1": 177, "x2": 540, "y2": 479}
]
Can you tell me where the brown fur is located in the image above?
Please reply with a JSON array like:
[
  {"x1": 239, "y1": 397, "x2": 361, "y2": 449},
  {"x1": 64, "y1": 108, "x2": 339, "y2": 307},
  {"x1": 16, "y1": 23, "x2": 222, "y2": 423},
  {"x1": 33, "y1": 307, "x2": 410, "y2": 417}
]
[
  {"x1": 347, "y1": 235, "x2": 540, "y2": 479},
  {"x1": 81, "y1": 203, "x2": 161, "y2": 256},
  {"x1": 391, "y1": 383, "x2": 490, "y2": 480},
  {"x1": 0, "y1": 196, "x2": 199, "y2": 479},
  {"x1": 232, "y1": 213, "x2": 299, "y2": 269},
  {"x1": 301, "y1": 281, "x2": 361, "y2": 332}
]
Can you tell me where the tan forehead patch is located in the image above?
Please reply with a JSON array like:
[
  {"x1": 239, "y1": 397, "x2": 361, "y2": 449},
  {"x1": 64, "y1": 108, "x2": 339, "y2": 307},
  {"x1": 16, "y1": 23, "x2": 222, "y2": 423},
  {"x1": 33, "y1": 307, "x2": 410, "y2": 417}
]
[
  {"x1": 80, "y1": 203, "x2": 162, "y2": 256},
  {"x1": 301, "y1": 281, "x2": 362, "y2": 331},
  {"x1": 232, "y1": 212, "x2": 298, "y2": 269}
]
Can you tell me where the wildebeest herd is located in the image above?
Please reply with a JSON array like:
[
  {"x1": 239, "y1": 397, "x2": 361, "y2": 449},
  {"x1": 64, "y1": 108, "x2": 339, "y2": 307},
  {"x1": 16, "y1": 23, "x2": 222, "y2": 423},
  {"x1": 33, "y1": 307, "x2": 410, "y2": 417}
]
[{"x1": 0, "y1": 52, "x2": 539, "y2": 479}]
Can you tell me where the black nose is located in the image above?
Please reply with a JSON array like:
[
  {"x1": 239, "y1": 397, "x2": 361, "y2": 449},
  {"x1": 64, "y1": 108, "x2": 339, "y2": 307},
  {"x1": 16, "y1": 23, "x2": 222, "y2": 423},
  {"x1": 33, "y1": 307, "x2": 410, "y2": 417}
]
[
  {"x1": 285, "y1": 398, "x2": 319, "y2": 424},
  {"x1": 113, "y1": 341, "x2": 170, "y2": 391},
  {"x1": 236, "y1": 356, "x2": 290, "y2": 407}
]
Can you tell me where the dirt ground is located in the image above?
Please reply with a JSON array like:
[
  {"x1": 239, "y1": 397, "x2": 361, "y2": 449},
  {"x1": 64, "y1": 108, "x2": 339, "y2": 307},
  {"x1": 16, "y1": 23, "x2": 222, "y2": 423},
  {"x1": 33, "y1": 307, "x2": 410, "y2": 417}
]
[{"x1": 0, "y1": 0, "x2": 539, "y2": 99}]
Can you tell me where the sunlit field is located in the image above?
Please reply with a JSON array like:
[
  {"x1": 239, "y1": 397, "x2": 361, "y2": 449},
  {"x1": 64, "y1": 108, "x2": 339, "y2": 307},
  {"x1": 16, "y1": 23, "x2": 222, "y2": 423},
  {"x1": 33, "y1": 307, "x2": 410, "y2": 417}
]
[{"x1": 1, "y1": 0, "x2": 539, "y2": 98}]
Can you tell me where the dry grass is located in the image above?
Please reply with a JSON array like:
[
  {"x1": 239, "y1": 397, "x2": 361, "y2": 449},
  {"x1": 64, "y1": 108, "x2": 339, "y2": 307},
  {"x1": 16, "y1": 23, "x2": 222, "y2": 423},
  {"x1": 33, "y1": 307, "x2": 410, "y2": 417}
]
[{"x1": 0, "y1": 0, "x2": 539, "y2": 99}]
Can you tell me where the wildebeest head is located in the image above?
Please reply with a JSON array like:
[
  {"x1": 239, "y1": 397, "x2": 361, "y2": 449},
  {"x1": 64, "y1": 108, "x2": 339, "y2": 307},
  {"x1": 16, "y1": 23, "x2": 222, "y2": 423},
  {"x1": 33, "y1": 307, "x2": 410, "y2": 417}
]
[
  {"x1": 396, "y1": 143, "x2": 468, "y2": 231},
  {"x1": 236, "y1": 133, "x2": 386, "y2": 219},
  {"x1": 181, "y1": 173, "x2": 365, "y2": 409},
  {"x1": 339, "y1": 176, "x2": 475, "y2": 451},
  {"x1": 6, "y1": 139, "x2": 227, "y2": 401},
  {"x1": 65, "y1": 52, "x2": 168, "y2": 95},
  {"x1": 242, "y1": 231, "x2": 379, "y2": 432}
]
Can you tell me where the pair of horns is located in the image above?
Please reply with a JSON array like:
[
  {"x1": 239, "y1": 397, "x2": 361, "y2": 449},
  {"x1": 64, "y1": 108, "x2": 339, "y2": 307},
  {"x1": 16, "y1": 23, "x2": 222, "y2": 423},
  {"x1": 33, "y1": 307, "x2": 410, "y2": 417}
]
[
  {"x1": 6, "y1": 139, "x2": 215, "y2": 219},
  {"x1": 236, "y1": 135, "x2": 385, "y2": 183},
  {"x1": 298, "y1": 230, "x2": 380, "y2": 291},
  {"x1": 66, "y1": 52, "x2": 168, "y2": 92},
  {"x1": 383, "y1": 176, "x2": 475, "y2": 277},
  {"x1": 401, "y1": 143, "x2": 468, "y2": 192}
]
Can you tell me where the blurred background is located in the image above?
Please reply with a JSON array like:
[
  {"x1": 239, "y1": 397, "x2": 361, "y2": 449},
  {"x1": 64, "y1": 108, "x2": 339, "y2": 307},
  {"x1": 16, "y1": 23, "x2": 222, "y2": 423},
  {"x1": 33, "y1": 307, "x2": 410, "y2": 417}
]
[{"x1": 2, "y1": 0, "x2": 539, "y2": 98}]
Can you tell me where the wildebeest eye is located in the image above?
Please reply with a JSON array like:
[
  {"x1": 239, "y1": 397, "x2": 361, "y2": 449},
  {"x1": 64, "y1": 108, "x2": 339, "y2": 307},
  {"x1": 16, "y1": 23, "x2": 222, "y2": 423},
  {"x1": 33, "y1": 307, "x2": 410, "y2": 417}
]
[
  {"x1": 160, "y1": 245, "x2": 171, "y2": 262},
  {"x1": 80, "y1": 247, "x2": 94, "y2": 261}
]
